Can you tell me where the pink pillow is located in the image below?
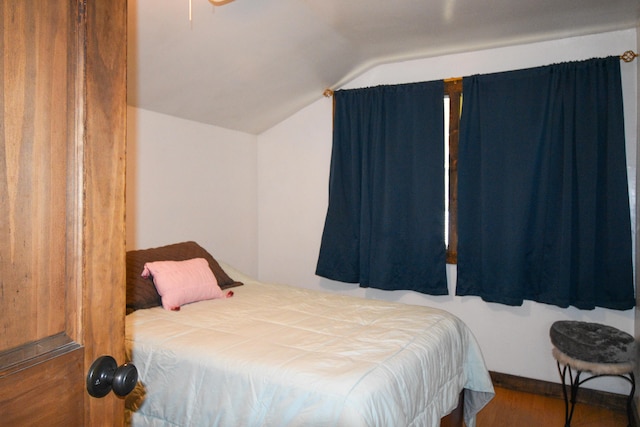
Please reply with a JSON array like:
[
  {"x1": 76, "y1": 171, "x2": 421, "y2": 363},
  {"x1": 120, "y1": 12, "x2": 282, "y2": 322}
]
[{"x1": 141, "y1": 258, "x2": 225, "y2": 310}]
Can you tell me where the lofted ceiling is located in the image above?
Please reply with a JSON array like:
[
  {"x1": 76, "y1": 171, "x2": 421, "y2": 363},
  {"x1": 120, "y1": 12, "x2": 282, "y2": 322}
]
[{"x1": 127, "y1": 0, "x2": 639, "y2": 135}]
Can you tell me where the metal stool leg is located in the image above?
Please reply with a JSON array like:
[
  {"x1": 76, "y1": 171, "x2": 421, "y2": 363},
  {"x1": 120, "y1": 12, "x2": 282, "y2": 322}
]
[
  {"x1": 625, "y1": 372, "x2": 635, "y2": 427},
  {"x1": 557, "y1": 362, "x2": 570, "y2": 425},
  {"x1": 557, "y1": 361, "x2": 581, "y2": 427},
  {"x1": 558, "y1": 361, "x2": 636, "y2": 427}
]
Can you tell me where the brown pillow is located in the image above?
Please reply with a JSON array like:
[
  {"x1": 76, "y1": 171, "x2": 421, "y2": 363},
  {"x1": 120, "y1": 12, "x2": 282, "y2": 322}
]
[{"x1": 126, "y1": 241, "x2": 243, "y2": 313}]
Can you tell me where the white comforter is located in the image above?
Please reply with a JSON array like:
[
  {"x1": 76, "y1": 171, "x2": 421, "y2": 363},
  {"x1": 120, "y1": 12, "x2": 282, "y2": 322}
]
[{"x1": 125, "y1": 265, "x2": 493, "y2": 427}]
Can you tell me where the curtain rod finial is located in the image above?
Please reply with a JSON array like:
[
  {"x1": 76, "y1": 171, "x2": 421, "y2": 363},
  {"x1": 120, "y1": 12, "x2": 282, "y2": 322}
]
[
  {"x1": 620, "y1": 50, "x2": 637, "y2": 62},
  {"x1": 323, "y1": 88, "x2": 334, "y2": 97}
]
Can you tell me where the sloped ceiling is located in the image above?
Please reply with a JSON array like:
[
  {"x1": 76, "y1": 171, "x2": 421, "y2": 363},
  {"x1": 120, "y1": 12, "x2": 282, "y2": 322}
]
[{"x1": 127, "y1": 0, "x2": 639, "y2": 135}]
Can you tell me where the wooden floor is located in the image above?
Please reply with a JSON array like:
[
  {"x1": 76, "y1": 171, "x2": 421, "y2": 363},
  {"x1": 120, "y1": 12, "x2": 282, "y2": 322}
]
[{"x1": 476, "y1": 386, "x2": 629, "y2": 427}]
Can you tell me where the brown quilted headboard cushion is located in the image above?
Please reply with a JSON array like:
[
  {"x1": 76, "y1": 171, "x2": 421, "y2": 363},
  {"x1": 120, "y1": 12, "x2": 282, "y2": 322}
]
[{"x1": 126, "y1": 241, "x2": 243, "y2": 314}]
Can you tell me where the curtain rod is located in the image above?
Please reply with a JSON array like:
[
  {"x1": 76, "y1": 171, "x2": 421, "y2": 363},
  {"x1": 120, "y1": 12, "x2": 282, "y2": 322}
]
[{"x1": 322, "y1": 50, "x2": 638, "y2": 97}]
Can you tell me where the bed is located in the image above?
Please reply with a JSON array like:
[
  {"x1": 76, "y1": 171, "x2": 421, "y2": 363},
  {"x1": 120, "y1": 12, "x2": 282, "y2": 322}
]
[{"x1": 124, "y1": 242, "x2": 494, "y2": 427}]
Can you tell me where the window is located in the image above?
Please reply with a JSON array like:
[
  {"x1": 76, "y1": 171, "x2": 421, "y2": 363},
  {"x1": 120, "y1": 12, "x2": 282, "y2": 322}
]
[{"x1": 444, "y1": 79, "x2": 462, "y2": 264}]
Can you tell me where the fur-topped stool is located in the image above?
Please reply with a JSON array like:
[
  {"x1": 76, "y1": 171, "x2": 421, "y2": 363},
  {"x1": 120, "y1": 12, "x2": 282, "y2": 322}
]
[{"x1": 550, "y1": 320, "x2": 635, "y2": 427}]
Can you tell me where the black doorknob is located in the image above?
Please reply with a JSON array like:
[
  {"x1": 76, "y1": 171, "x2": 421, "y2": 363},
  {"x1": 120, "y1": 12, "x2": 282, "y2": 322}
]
[{"x1": 86, "y1": 355, "x2": 138, "y2": 398}]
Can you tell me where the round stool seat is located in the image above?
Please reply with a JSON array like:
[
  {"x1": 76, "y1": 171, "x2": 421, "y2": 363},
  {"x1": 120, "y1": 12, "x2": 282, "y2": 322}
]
[{"x1": 550, "y1": 321, "x2": 634, "y2": 369}]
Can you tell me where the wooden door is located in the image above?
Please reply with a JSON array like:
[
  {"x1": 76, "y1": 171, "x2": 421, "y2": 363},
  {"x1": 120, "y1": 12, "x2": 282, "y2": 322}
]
[{"x1": 0, "y1": 0, "x2": 127, "y2": 425}]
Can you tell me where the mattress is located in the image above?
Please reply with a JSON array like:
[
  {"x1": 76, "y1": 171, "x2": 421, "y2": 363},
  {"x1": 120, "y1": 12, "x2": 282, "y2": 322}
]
[{"x1": 125, "y1": 264, "x2": 494, "y2": 427}]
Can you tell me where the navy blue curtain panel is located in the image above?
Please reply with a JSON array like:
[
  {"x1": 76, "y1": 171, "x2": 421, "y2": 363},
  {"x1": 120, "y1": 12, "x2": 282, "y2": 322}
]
[
  {"x1": 316, "y1": 82, "x2": 448, "y2": 294},
  {"x1": 456, "y1": 56, "x2": 634, "y2": 310}
]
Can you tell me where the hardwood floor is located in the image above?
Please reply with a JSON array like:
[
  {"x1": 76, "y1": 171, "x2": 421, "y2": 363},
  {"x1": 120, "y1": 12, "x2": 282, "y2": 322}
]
[{"x1": 476, "y1": 386, "x2": 629, "y2": 427}]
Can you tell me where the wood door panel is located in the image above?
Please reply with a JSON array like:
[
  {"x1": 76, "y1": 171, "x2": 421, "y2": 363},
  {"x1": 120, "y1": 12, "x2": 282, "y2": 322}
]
[
  {"x1": 0, "y1": 346, "x2": 83, "y2": 426},
  {"x1": 1, "y1": 0, "x2": 69, "y2": 353},
  {"x1": 0, "y1": 0, "x2": 127, "y2": 424}
]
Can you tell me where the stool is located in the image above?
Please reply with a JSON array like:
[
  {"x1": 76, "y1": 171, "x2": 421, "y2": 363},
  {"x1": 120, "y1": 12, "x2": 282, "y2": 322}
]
[{"x1": 550, "y1": 321, "x2": 635, "y2": 427}]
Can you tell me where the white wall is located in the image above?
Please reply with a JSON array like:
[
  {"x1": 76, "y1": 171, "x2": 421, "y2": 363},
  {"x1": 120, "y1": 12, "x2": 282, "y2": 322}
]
[
  {"x1": 258, "y1": 29, "x2": 638, "y2": 393},
  {"x1": 126, "y1": 106, "x2": 259, "y2": 276}
]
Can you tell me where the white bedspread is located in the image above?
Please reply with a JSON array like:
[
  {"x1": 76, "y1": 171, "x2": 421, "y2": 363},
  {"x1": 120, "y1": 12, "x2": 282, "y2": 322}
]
[{"x1": 125, "y1": 265, "x2": 493, "y2": 427}]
